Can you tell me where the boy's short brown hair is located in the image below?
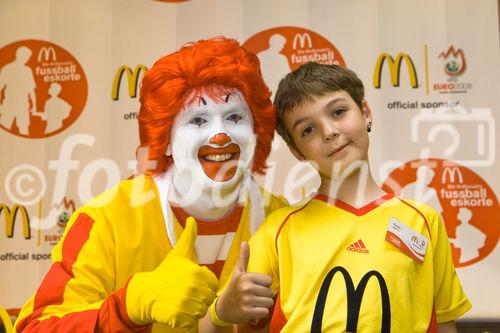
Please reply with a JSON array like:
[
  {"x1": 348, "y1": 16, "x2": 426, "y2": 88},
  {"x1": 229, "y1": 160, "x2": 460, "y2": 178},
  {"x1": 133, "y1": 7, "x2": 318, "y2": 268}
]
[{"x1": 274, "y1": 62, "x2": 365, "y2": 147}]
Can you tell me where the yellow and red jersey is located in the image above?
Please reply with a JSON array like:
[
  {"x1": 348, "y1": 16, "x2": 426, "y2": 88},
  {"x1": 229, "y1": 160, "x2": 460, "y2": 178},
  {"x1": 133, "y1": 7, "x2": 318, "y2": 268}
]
[
  {"x1": 248, "y1": 193, "x2": 471, "y2": 333},
  {"x1": 14, "y1": 175, "x2": 286, "y2": 333},
  {"x1": 170, "y1": 204, "x2": 244, "y2": 278}
]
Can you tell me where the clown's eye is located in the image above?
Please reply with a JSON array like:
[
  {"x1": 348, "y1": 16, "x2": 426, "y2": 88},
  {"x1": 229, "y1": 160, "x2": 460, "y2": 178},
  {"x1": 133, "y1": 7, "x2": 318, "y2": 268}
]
[
  {"x1": 190, "y1": 117, "x2": 207, "y2": 127},
  {"x1": 227, "y1": 113, "x2": 243, "y2": 123}
]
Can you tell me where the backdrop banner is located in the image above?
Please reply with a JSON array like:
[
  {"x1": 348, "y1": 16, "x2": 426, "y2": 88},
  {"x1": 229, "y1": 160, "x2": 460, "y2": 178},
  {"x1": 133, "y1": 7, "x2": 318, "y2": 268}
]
[{"x1": 1, "y1": 0, "x2": 499, "y2": 321}]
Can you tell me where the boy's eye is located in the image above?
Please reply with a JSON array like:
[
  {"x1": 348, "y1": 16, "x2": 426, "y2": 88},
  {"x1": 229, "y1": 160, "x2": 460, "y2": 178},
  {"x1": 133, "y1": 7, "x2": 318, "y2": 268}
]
[
  {"x1": 189, "y1": 117, "x2": 207, "y2": 127},
  {"x1": 301, "y1": 126, "x2": 313, "y2": 137},
  {"x1": 331, "y1": 108, "x2": 346, "y2": 118},
  {"x1": 227, "y1": 113, "x2": 243, "y2": 123}
]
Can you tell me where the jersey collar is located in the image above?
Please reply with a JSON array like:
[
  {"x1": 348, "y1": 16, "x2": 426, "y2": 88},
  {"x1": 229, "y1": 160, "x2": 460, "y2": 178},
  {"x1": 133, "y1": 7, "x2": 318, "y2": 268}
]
[{"x1": 312, "y1": 192, "x2": 395, "y2": 216}]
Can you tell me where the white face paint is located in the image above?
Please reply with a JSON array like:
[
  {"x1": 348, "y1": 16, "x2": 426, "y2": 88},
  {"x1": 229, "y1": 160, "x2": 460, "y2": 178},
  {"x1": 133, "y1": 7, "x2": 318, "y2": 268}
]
[{"x1": 169, "y1": 90, "x2": 256, "y2": 192}]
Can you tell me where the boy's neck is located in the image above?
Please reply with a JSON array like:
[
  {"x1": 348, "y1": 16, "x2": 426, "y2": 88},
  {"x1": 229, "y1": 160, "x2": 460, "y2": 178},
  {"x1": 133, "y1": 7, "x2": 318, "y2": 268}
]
[{"x1": 317, "y1": 166, "x2": 386, "y2": 208}]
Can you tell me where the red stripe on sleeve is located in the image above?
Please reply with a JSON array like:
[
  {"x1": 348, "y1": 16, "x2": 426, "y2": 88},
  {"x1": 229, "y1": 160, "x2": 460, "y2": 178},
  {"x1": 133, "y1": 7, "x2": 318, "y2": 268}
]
[
  {"x1": 275, "y1": 203, "x2": 310, "y2": 255},
  {"x1": 397, "y1": 198, "x2": 433, "y2": 240},
  {"x1": 96, "y1": 278, "x2": 151, "y2": 333},
  {"x1": 427, "y1": 306, "x2": 438, "y2": 333},
  {"x1": 33, "y1": 213, "x2": 94, "y2": 309},
  {"x1": 16, "y1": 309, "x2": 99, "y2": 333},
  {"x1": 16, "y1": 213, "x2": 97, "y2": 332},
  {"x1": 269, "y1": 294, "x2": 287, "y2": 333},
  {"x1": 17, "y1": 213, "x2": 151, "y2": 333}
]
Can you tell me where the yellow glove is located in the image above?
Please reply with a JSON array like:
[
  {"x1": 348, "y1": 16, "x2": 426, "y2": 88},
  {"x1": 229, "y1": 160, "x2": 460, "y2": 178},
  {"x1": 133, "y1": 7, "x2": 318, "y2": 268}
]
[{"x1": 126, "y1": 217, "x2": 218, "y2": 328}]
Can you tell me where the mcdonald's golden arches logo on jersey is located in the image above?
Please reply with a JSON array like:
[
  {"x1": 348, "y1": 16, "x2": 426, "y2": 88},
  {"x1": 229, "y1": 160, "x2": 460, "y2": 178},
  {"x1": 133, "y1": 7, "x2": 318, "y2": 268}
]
[{"x1": 312, "y1": 266, "x2": 390, "y2": 333}]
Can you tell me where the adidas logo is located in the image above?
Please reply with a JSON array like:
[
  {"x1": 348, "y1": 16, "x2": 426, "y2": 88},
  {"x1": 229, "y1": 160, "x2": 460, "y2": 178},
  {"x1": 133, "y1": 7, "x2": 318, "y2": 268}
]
[{"x1": 347, "y1": 239, "x2": 369, "y2": 254}]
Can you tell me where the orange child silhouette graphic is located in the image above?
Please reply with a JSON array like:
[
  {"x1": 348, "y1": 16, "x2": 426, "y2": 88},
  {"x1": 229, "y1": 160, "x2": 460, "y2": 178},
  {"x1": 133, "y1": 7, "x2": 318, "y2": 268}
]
[
  {"x1": 257, "y1": 33, "x2": 290, "y2": 98},
  {"x1": 34, "y1": 82, "x2": 72, "y2": 134},
  {"x1": 400, "y1": 165, "x2": 444, "y2": 218},
  {"x1": 0, "y1": 46, "x2": 37, "y2": 135},
  {"x1": 450, "y1": 207, "x2": 486, "y2": 264}
]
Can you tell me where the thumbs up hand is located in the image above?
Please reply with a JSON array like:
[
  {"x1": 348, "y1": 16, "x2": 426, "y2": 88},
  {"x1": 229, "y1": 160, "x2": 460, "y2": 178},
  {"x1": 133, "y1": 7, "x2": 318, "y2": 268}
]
[
  {"x1": 170, "y1": 216, "x2": 200, "y2": 263},
  {"x1": 126, "y1": 217, "x2": 218, "y2": 328},
  {"x1": 213, "y1": 242, "x2": 274, "y2": 324}
]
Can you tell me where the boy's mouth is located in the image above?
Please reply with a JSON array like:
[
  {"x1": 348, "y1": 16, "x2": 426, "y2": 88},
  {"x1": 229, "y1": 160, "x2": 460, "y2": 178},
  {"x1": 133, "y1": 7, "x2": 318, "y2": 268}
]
[
  {"x1": 328, "y1": 142, "x2": 350, "y2": 157},
  {"x1": 198, "y1": 143, "x2": 241, "y2": 182}
]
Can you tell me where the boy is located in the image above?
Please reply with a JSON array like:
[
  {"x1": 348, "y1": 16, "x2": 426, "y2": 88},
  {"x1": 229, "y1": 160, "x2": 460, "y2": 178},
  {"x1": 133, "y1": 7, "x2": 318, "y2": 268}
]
[{"x1": 208, "y1": 63, "x2": 471, "y2": 332}]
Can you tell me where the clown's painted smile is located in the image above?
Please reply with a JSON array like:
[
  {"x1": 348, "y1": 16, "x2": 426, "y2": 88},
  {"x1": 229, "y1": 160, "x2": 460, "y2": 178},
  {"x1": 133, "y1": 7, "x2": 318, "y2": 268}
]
[{"x1": 198, "y1": 143, "x2": 241, "y2": 181}]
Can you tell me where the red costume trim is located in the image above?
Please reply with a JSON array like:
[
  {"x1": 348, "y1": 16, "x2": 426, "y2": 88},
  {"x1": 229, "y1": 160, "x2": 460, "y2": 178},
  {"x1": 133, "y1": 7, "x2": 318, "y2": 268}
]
[
  {"x1": 313, "y1": 193, "x2": 394, "y2": 216},
  {"x1": 16, "y1": 214, "x2": 150, "y2": 332}
]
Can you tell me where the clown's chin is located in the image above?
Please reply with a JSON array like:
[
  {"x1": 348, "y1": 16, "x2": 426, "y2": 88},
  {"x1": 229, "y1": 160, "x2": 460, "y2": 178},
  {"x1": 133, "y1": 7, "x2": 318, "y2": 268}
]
[{"x1": 198, "y1": 154, "x2": 240, "y2": 182}]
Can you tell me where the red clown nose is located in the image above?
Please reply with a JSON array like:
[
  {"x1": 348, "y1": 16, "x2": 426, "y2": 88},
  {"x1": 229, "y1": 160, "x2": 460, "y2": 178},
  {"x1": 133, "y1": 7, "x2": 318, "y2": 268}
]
[{"x1": 209, "y1": 133, "x2": 231, "y2": 146}]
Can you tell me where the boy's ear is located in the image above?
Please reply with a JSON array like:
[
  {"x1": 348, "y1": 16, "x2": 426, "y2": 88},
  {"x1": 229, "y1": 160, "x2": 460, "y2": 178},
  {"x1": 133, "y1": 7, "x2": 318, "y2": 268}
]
[
  {"x1": 361, "y1": 99, "x2": 374, "y2": 125},
  {"x1": 287, "y1": 143, "x2": 306, "y2": 161}
]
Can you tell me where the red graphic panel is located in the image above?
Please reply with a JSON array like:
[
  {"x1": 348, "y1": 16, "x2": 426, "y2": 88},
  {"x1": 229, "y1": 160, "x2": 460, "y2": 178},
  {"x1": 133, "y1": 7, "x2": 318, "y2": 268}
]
[
  {"x1": 0, "y1": 40, "x2": 88, "y2": 138},
  {"x1": 382, "y1": 158, "x2": 499, "y2": 267},
  {"x1": 244, "y1": 26, "x2": 346, "y2": 71}
]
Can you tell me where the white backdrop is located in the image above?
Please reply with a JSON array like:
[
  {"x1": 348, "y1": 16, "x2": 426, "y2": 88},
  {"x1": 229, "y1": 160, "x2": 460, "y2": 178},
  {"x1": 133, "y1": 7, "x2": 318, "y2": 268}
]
[{"x1": 1, "y1": 0, "x2": 499, "y2": 321}]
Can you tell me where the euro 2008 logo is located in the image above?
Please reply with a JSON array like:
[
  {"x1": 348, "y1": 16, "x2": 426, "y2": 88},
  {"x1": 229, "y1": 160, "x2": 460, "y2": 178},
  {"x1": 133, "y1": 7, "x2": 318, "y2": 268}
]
[{"x1": 0, "y1": 40, "x2": 88, "y2": 138}]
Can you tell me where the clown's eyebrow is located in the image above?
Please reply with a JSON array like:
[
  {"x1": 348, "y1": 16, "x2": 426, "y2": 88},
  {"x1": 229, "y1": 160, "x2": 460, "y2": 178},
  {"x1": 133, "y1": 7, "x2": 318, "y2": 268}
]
[
  {"x1": 226, "y1": 93, "x2": 244, "y2": 104},
  {"x1": 199, "y1": 96, "x2": 207, "y2": 105}
]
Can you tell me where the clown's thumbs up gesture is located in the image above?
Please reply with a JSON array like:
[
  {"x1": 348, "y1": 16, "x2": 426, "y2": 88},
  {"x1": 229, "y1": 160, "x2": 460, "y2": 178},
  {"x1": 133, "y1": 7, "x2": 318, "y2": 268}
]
[{"x1": 126, "y1": 217, "x2": 218, "y2": 329}]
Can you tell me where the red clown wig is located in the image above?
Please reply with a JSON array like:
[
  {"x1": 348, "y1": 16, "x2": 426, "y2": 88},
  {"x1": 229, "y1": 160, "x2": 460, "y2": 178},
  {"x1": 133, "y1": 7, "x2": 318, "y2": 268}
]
[{"x1": 138, "y1": 37, "x2": 275, "y2": 176}]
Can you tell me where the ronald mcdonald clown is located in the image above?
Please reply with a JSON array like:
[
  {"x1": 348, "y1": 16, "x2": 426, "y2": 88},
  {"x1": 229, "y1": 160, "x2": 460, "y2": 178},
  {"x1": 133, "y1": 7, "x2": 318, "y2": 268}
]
[{"x1": 14, "y1": 37, "x2": 286, "y2": 332}]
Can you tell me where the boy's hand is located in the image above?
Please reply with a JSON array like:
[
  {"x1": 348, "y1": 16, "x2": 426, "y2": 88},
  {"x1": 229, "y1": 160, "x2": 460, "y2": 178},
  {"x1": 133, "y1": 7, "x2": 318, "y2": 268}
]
[
  {"x1": 126, "y1": 217, "x2": 218, "y2": 328},
  {"x1": 216, "y1": 242, "x2": 274, "y2": 323}
]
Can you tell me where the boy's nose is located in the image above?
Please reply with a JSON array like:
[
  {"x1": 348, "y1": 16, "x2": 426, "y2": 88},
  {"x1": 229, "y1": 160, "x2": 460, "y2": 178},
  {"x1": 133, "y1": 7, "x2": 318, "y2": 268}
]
[
  {"x1": 209, "y1": 133, "x2": 231, "y2": 146},
  {"x1": 321, "y1": 122, "x2": 338, "y2": 142}
]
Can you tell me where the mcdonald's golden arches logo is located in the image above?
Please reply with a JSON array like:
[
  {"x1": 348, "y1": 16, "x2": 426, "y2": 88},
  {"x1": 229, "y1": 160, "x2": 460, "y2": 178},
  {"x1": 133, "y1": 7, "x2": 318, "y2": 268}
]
[
  {"x1": 111, "y1": 65, "x2": 148, "y2": 100},
  {"x1": 0, "y1": 204, "x2": 31, "y2": 239},
  {"x1": 292, "y1": 33, "x2": 313, "y2": 49},
  {"x1": 312, "y1": 266, "x2": 390, "y2": 333},
  {"x1": 37, "y1": 46, "x2": 57, "y2": 62},
  {"x1": 373, "y1": 52, "x2": 419, "y2": 89},
  {"x1": 442, "y1": 167, "x2": 463, "y2": 184}
]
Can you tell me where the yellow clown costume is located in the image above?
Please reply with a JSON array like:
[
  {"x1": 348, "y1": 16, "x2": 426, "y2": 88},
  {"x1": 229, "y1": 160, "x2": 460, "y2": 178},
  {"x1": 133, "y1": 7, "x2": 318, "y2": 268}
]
[
  {"x1": 248, "y1": 193, "x2": 471, "y2": 333},
  {"x1": 15, "y1": 174, "x2": 286, "y2": 333}
]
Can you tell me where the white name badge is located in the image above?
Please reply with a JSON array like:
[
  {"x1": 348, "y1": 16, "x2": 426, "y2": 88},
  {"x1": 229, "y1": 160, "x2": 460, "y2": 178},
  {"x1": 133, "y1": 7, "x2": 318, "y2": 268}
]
[{"x1": 385, "y1": 217, "x2": 429, "y2": 264}]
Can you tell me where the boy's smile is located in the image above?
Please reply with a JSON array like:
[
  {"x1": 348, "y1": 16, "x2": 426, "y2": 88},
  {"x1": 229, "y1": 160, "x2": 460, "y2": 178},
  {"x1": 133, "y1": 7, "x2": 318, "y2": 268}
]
[
  {"x1": 328, "y1": 142, "x2": 351, "y2": 157},
  {"x1": 284, "y1": 90, "x2": 373, "y2": 179}
]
